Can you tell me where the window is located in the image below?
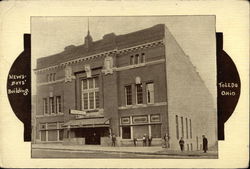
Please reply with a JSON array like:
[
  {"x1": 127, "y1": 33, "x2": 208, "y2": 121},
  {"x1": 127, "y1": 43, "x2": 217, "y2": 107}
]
[
  {"x1": 47, "y1": 73, "x2": 56, "y2": 82},
  {"x1": 43, "y1": 98, "x2": 48, "y2": 115},
  {"x1": 81, "y1": 77, "x2": 99, "y2": 110},
  {"x1": 133, "y1": 125, "x2": 149, "y2": 139},
  {"x1": 186, "y1": 118, "x2": 188, "y2": 139},
  {"x1": 122, "y1": 126, "x2": 131, "y2": 139},
  {"x1": 41, "y1": 131, "x2": 46, "y2": 141},
  {"x1": 181, "y1": 117, "x2": 184, "y2": 138},
  {"x1": 48, "y1": 130, "x2": 57, "y2": 141},
  {"x1": 176, "y1": 115, "x2": 179, "y2": 139},
  {"x1": 190, "y1": 119, "x2": 192, "y2": 139},
  {"x1": 130, "y1": 55, "x2": 134, "y2": 65},
  {"x1": 49, "y1": 97, "x2": 54, "y2": 114},
  {"x1": 130, "y1": 53, "x2": 145, "y2": 65},
  {"x1": 136, "y1": 84, "x2": 143, "y2": 104},
  {"x1": 56, "y1": 96, "x2": 62, "y2": 114},
  {"x1": 146, "y1": 82, "x2": 154, "y2": 104},
  {"x1": 59, "y1": 129, "x2": 64, "y2": 141},
  {"x1": 151, "y1": 124, "x2": 161, "y2": 138},
  {"x1": 125, "y1": 85, "x2": 132, "y2": 105}
]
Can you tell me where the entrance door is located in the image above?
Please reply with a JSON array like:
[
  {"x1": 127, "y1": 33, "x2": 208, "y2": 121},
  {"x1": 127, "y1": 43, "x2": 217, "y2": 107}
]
[{"x1": 85, "y1": 128, "x2": 101, "y2": 145}]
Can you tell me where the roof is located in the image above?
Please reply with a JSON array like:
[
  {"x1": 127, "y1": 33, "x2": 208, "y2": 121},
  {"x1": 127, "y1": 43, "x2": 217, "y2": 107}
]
[
  {"x1": 36, "y1": 24, "x2": 165, "y2": 69},
  {"x1": 63, "y1": 117, "x2": 110, "y2": 128}
]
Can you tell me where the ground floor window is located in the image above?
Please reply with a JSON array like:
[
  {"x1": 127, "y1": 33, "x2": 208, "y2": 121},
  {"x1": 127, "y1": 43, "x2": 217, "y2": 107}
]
[
  {"x1": 151, "y1": 124, "x2": 161, "y2": 138},
  {"x1": 48, "y1": 130, "x2": 57, "y2": 141},
  {"x1": 59, "y1": 129, "x2": 64, "y2": 141},
  {"x1": 133, "y1": 125, "x2": 149, "y2": 139},
  {"x1": 41, "y1": 131, "x2": 46, "y2": 141},
  {"x1": 122, "y1": 126, "x2": 131, "y2": 139}
]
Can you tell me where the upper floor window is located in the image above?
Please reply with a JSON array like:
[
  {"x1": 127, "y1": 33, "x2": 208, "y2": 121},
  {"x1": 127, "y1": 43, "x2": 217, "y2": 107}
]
[
  {"x1": 125, "y1": 85, "x2": 132, "y2": 106},
  {"x1": 43, "y1": 98, "x2": 48, "y2": 115},
  {"x1": 181, "y1": 116, "x2": 184, "y2": 138},
  {"x1": 56, "y1": 96, "x2": 62, "y2": 114},
  {"x1": 81, "y1": 77, "x2": 99, "y2": 110},
  {"x1": 176, "y1": 115, "x2": 179, "y2": 139},
  {"x1": 146, "y1": 82, "x2": 154, "y2": 104},
  {"x1": 49, "y1": 97, "x2": 54, "y2": 114},
  {"x1": 136, "y1": 83, "x2": 143, "y2": 104},
  {"x1": 47, "y1": 73, "x2": 56, "y2": 82},
  {"x1": 130, "y1": 53, "x2": 145, "y2": 65}
]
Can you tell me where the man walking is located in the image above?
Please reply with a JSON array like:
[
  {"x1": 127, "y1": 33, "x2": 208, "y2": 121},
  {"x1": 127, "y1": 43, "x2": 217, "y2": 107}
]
[
  {"x1": 179, "y1": 137, "x2": 185, "y2": 151},
  {"x1": 111, "y1": 134, "x2": 116, "y2": 147},
  {"x1": 202, "y1": 135, "x2": 208, "y2": 153}
]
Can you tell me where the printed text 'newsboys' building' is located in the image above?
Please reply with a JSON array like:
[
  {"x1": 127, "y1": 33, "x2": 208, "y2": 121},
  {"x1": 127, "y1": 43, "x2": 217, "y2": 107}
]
[{"x1": 34, "y1": 24, "x2": 217, "y2": 150}]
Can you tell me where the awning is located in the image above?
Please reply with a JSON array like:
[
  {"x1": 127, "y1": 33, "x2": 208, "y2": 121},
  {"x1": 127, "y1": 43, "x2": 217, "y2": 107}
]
[{"x1": 63, "y1": 117, "x2": 110, "y2": 128}]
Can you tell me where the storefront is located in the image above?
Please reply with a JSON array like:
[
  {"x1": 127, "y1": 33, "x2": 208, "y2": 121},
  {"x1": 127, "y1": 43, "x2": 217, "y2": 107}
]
[{"x1": 63, "y1": 117, "x2": 110, "y2": 145}]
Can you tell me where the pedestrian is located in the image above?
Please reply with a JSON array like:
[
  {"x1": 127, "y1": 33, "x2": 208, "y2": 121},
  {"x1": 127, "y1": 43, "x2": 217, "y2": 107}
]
[
  {"x1": 133, "y1": 137, "x2": 137, "y2": 147},
  {"x1": 142, "y1": 134, "x2": 147, "y2": 147},
  {"x1": 111, "y1": 134, "x2": 116, "y2": 147},
  {"x1": 202, "y1": 135, "x2": 208, "y2": 153},
  {"x1": 148, "y1": 136, "x2": 153, "y2": 146},
  {"x1": 179, "y1": 137, "x2": 185, "y2": 151},
  {"x1": 164, "y1": 133, "x2": 169, "y2": 148}
]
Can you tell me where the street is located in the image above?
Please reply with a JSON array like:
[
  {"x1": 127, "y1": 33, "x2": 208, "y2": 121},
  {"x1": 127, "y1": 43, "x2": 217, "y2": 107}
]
[{"x1": 32, "y1": 148, "x2": 217, "y2": 159}]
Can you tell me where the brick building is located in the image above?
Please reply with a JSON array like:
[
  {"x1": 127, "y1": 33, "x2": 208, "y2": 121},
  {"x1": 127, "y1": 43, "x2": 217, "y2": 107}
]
[{"x1": 34, "y1": 24, "x2": 217, "y2": 150}]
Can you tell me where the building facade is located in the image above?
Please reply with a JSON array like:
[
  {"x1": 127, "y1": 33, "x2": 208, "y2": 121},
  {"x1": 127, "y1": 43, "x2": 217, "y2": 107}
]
[{"x1": 34, "y1": 24, "x2": 217, "y2": 150}]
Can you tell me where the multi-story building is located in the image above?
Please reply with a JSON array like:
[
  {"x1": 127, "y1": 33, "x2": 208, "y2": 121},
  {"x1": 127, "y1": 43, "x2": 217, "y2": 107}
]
[{"x1": 34, "y1": 24, "x2": 217, "y2": 150}]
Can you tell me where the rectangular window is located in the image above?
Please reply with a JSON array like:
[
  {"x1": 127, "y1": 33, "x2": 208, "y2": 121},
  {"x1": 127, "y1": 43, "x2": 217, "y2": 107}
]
[
  {"x1": 41, "y1": 131, "x2": 46, "y2": 141},
  {"x1": 122, "y1": 126, "x2": 131, "y2": 139},
  {"x1": 141, "y1": 53, "x2": 145, "y2": 63},
  {"x1": 95, "y1": 91, "x2": 99, "y2": 108},
  {"x1": 56, "y1": 96, "x2": 61, "y2": 114},
  {"x1": 176, "y1": 115, "x2": 179, "y2": 139},
  {"x1": 49, "y1": 97, "x2": 54, "y2": 114},
  {"x1": 89, "y1": 92, "x2": 94, "y2": 109},
  {"x1": 190, "y1": 119, "x2": 192, "y2": 139},
  {"x1": 125, "y1": 85, "x2": 132, "y2": 105},
  {"x1": 43, "y1": 98, "x2": 48, "y2": 115},
  {"x1": 186, "y1": 118, "x2": 188, "y2": 139},
  {"x1": 47, "y1": 74, "x2": 50, "y2": 82},
  {"x1": 59, "y1": 129, "x2": 64, "y2": 141},
  {"x1": 130, "y1": 55, "x2": 134, "y2": 65},
  {"x1": 133, "y1": 125, "x2": 149, "y2": 139},
  {"x1": 81, "y1": 77, "x2": 99, "y2": 110},
  {"x1": 135, "y1": 54, "x2": 139, "y2": 64},
  {"x1": 48, "y1": 130, "x2": 57, "y2": 141},
  {"x1": 151, "y1": 124, "x2": 161, "y2": 138},
  {"x1": 146, "y1": 82, "x2": 154, "y2": 104},
  {"x1": 181, "y1": 117, "x2": 184, "y2": 138},
  {"x1": 136, "y1": 84, "x2": 143, "y2": 104}
]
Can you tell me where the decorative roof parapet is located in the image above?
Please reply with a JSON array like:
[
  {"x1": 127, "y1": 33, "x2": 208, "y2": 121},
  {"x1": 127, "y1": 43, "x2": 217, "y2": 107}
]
[{"x1": 34, "y1": 39, "x2": 164, "y2": 74}]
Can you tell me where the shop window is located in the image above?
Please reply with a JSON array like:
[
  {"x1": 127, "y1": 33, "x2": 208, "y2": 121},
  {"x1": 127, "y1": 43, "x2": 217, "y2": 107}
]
[
  {"x1": 176, "y1": 115, "x2": 179, "y2": 139},
  {"x1": 136, "y1": 84, "x2": 143, "y2": 104},
  {"x1": 125, "y1": 85, "x2": 132, "y2": 105},
  {"x1": 186, "y1": 118, "x2": 188, "y2": 139},
  {"x1": 41, "y1": 131, "x2": 46, "y2": 141},
  {"x1": 81, "y1": 77, "x2": 99, "y2": 110},
  {"x1": 190, "y1": 143, "x2": 193, "y2": 151},
  {"x1": 49, "y1": 97, "x2": 54, "y2": 114},
  {"x1": 48, "y1": 130, "x2": 57, "y2": 141},
  {"x1": 56, "y1": 96, "x2": 62, "y2": 114},
  {"x1": 122, "y1": 126, "x2": 131, "y2": 139},
  {"x1": 146, "y1": 82, "x2": 154, "y2": 104},
  {"x1": 181, "y1": 117, "x2": 184, "y2": 138},
  {"x1": 43, "y1": 98, "x2": 48, "y2": 115},
  {"x1": 133, "y1": 125, "x2": 149, "y2": 139},
  {"x1": 59, "y1": 130, "x2": 64, "y2": 141},
  {"x1": 151, "y1": 124, "x2": 161, "y2": 138}
]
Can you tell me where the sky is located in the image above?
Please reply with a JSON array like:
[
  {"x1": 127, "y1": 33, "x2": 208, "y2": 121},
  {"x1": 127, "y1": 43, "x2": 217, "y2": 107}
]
[{"x1": 31, "y1": 16, "x2": 216, "y2": 101}]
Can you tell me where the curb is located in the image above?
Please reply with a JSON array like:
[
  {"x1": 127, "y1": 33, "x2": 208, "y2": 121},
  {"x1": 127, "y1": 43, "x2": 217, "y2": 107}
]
[{"x1": 32, "y1": 147, "x2": 217, "y2": 157}]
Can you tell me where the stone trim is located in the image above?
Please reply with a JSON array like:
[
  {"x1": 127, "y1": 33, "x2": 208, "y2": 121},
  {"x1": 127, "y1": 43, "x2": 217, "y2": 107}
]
[
  {"x1": 118, "y1": 102, "x2": 167, "y2": 110},
  {"x1": 37, "y1": 78, "x2": 65, "y2": 86},
  {"x1": 34, "y1": 39, "x2": 164, "y2": 73}
]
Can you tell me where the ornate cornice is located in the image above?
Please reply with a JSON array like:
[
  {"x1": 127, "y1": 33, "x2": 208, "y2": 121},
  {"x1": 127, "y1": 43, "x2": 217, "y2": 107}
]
[{"x1": 34, "y1": 39, "x2": 164, "y2": 74}]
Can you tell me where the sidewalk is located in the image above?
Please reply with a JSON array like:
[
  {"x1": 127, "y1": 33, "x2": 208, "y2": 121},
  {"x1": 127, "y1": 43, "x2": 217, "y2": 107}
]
[{"x1": 32, "y1": 143, "x2": 218, "y2": 157}]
